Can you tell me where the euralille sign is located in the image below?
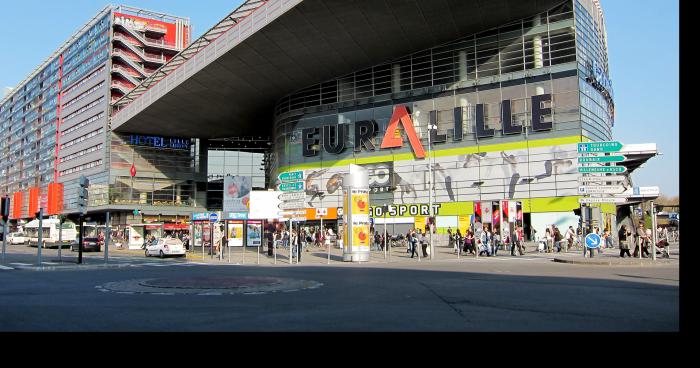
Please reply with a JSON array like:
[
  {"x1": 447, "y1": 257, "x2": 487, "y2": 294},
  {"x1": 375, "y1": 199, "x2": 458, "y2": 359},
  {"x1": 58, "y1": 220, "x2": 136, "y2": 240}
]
[
  {"x1": 129, "y1": 135, "x2": 191, "y2": 150},
  {"x1": 302, "y1": 97, "x2": 554, "y2": 159}
]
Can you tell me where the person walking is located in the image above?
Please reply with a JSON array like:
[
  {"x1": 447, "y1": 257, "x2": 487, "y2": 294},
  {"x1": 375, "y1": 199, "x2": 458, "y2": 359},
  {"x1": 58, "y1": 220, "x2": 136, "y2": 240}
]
[
  {"x1": 618, "y1": 225, "x2": 632, "y2": 258},
  {"x1": 420, "y1": 230, "x2": 429, "y2": 258},
  {"x1": 454, "y1": 229, "x2": 462, "y2": 254},
  {"x1": 633, "y1": 223, "x2": 650, "y2": 258},
  {"x1": 565, "y1": 226, "x2": 575, "y2": 252},
  {"x1": 511, "y1": 226, "x2": 524, "y2": 256},
  {"x1": 545, "y1": 228, "x2": 553, "y2": 253}
]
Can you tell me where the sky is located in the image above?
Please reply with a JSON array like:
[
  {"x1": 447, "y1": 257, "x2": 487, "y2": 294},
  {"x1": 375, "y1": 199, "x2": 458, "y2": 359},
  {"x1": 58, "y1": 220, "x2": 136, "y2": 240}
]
[{"x1": 0, "y1": 0, "x2": 679, "y2": 196}]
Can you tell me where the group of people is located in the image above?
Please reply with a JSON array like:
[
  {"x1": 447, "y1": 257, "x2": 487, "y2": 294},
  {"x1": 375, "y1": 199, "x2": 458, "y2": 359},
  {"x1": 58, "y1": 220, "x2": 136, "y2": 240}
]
[
  {"x1": 447, "y1": 224, "x2": 525, "y2": 257},
  {"x1": 618, "y1": 222, "x2": 670, "y2": 258}
]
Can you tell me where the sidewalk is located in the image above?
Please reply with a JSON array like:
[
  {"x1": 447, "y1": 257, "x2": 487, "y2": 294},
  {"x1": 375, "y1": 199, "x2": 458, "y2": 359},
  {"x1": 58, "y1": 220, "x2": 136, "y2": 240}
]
[{"x1": 1, "y1": 241, "x2": 680, "y2": 270}]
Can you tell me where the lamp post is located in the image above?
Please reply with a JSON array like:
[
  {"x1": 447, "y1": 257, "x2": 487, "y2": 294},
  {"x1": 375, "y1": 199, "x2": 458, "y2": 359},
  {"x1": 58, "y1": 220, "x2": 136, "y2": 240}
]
[{"x1": 427, "y1": 122, "x2": 437, "y2": 261}]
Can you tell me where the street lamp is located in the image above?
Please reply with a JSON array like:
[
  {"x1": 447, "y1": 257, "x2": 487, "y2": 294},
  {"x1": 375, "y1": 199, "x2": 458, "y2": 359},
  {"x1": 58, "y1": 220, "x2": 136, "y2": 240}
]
[{"x1": 427, "y1": 122, "x2": 437, "y2": 261}]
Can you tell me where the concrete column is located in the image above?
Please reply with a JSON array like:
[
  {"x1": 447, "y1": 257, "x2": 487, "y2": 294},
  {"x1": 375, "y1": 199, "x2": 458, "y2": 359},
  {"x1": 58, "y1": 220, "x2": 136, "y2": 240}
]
[
  {"x1": 392, "y1": 63, "x2": 401, "y2": 94},
  {"x1": 458, "y1": 51, "x2": 468, "y2": 82},
  {"x1": 533, "y1": 16, "x2": 544, "y2": 70}
]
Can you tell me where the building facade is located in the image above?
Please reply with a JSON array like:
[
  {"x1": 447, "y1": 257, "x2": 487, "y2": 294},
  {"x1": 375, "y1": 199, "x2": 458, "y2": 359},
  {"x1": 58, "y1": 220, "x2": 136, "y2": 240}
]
[
  {"x1": 272, "y1": 0, "x2": 617, "y2": 236},
  {"x1": 0, "y1": 5, "x2": 196, "y2": 227}
]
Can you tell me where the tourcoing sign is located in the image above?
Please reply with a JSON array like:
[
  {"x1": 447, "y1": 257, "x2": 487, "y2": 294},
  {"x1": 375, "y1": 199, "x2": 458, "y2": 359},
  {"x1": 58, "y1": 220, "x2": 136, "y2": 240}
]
[{"x1": 302, "y1": 97, "x2": 553, "y2": 159}]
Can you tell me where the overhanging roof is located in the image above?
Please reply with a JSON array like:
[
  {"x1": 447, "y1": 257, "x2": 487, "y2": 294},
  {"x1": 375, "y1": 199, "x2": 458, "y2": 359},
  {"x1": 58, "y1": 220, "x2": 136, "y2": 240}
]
[
  {"x1": 111, "y1": 0, "x2": 563, "y2": 139},
  {"x1": 619, "y1": 143, "x2": 659, "y2": 174}
]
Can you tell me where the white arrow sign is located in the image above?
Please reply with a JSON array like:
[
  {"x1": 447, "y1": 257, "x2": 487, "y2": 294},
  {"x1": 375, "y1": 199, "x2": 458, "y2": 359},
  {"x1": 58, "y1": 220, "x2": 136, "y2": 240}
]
[
  {"x1": 278, "y1": 201, "x2": 306, "y2": 210},
  {"x1": 578, "y1": 175, "x2": 627, "y2": 183},
  {"x1": 279, "y1": 210, "x2": 306, "y2": 216},
  {"x1": 279, "y1": 192, "x2": 305, "y2": 201},
  {"x1": 578, "y1": 185, "x2": 626, "y2": 194},
  {"x1": 578, "y1": 197, "x2": 627, "y2": 204}
]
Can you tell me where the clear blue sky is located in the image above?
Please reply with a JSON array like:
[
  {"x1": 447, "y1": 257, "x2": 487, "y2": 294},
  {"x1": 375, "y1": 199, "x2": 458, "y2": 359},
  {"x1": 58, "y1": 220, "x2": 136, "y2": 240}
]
[{"x1": 0, "y1": 1, "x2": 678, "y2": 196}]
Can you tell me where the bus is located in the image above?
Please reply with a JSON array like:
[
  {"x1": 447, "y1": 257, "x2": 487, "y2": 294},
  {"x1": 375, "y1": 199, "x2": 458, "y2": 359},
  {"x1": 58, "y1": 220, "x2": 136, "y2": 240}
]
[{"x1": 24, "y1": 219, "x2": 77, "y2": 248}]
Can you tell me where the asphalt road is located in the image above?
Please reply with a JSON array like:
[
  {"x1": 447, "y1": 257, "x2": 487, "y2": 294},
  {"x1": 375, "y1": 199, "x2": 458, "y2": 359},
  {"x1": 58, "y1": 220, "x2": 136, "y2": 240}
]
[{"x1": 0, "y1": 256, "x2": 678, "y2": 331}]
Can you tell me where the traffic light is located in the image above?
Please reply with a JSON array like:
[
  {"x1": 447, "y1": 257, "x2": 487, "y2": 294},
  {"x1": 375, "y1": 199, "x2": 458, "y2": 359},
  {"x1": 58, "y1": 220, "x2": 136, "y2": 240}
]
[
  {"x1": 1, "y1": 196, "x2": 9, "y2": 222},
  {"x1": 77, "y1": 176, "x2": 90, "y2": 215}
]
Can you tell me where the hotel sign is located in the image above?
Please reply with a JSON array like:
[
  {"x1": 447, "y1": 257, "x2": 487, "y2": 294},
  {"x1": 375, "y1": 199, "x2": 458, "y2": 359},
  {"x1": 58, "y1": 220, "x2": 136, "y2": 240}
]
[{"x1": 129, "y1": 135, "x2": 191, "y2": 150}]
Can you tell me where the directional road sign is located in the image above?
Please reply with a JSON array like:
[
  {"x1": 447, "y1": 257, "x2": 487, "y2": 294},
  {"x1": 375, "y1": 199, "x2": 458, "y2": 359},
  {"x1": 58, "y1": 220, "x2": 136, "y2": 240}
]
[
  {"x1": 279, "y1": 201, "x2": 306, "y2": 210},
  {"x1": 579, "y1": 166, "x2": 627, "y2": 174},
  {"x1": 578, "y1": 197, "x2": 627, "y2": 204},
  {"x1": 578, "y1": 155, "x2": 626, "y2": 163},
  {"x1": 578, "y1": 175, "x2": 627, "y2": 183},
  {"x1": 632, "y1": 186, "x2": 660, "y2": 197},
  {"x1": 278, "y1": 181, "x2": 305, "y2": 192},
  {"x1": 279, "y1": 192, "x2": 305, "y2": 201},
  {"x1": 278, "y1": 171, "x2": 304, "y2": 182},
  {"x1": 577, "y1": 141, "x2": 623, "y2": 153},
  {"x1": 279, "y1": 210, "x2": 306, "y2": 216},
  {"x1": 578, "y1": 185, "x2": 626, "y2": 195},
  {"x1": 585, "y1": 233, "x2": 602, "y2": 249}
]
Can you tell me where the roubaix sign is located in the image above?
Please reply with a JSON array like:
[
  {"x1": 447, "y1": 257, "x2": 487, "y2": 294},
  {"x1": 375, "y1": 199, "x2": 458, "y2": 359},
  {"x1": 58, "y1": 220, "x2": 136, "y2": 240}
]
[{"x1": 302, "y1": 97, "x2": 553, "y2": 159}]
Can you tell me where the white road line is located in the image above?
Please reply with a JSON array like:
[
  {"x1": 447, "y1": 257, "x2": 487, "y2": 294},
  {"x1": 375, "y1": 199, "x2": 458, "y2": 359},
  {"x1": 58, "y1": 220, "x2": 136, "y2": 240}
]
[
  {"x1": 10, "y1": 263, "x2": 32, "y2": 266},
  {"x1": 0, "y1": 265, "x2": 14, "y2": 270}
]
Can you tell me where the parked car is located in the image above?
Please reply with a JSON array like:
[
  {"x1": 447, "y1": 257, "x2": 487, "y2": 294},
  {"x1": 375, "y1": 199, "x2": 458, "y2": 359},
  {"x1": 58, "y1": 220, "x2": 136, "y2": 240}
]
[
  {"x1": 145, "y1": 237, "x2": 186, "y2": 258},
  {"x1": 71, "y1": 235, "x2": 104, "y2": 252},
  {"x1": 7, "y1": 232, "x2": 27, "y2": 245}
]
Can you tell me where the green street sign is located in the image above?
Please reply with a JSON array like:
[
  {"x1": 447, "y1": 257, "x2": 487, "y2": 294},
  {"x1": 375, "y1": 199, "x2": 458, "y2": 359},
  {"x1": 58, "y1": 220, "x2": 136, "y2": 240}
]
[
  {"x1": 579, "y1": 166, "x2": 627, "y2": 173},
  {"x1": 278, "y1": 181, "x2": 305, "y2": 192},
  {"x1": 278, "y1": 171, "x2": 304, "y2": 182},
  {"x1": 577, "y1": 141, "x2": 623, "y2": 153},
  {"x1": 578, "y1": 155, "x2": 626, "y2": 163}
]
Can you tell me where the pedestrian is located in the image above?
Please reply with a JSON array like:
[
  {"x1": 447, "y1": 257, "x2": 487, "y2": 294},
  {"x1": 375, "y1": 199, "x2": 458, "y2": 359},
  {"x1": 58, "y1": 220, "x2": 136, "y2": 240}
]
[
  {"x1": 511, "y1": 226, "x2": 524, "y2": 256},
  {"x1": 491, "y1": 228, "x2": 499, "y2": 256},
  {"x1": 565, "y1": 226, "x2": 575, "y2": 252},
  {"x1": 633, "y1": 223, "x2": 650, "y2": 258},
  {"x1": 409, "y1": 230, "x2": 418, "y2": 259},
  {"x1": 545, "y1": 228, "x2": 553, "y2": 253},
  {"x1": 618, "y1": 225, "x2": 632, "y2": 257},
  {"x1": 419, "y1": 230, "x2": 428, "y2": 257},
  {"x1": 447, "y1": 227, "x2": 454, "y2": 250},
  {"x1": 454, "y1": 229, "x2": 462, "y2": 254},
  {"x1": 604, "y1": 229, "x2": 614, "y2": 250},
  {"x1": 479, "y1": 225, "x2": 491, "y2": 256}
]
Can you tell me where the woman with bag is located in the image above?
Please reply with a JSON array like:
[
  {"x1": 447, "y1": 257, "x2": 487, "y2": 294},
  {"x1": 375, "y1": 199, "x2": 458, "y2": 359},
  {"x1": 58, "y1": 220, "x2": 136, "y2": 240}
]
[{"x1": 618, "y1": 225, "x2": 632, "y2": 257}]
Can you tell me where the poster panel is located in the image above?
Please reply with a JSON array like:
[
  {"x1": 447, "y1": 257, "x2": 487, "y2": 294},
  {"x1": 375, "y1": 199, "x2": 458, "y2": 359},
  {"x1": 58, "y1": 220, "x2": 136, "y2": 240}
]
[
  {"x1": 509, "y1": 201, "x2": 518, "y2": 222},
  {"x1": 246, "y1": 221, "x2": 262, "y2": 247},
  {"x1": 223, "y1": 176, "x2": 251, "y2": 213},
  {"x1": 458, "y1": 216, "x2": 470, "y2": 235},
  {"x1": 227, "y1": 222, "x2": 244, "y2": 247},
  {"x1": 351, "y1": 190, "x2": 370, "y2": 215},
  {"x1": 482, "y1": 201, "x2": 493, "y2": 224}
]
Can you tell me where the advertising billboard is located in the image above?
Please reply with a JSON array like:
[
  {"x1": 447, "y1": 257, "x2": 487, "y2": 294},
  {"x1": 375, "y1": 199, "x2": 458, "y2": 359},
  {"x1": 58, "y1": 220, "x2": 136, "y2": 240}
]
[
  {"x1": 227, "y1": 222, "x2": 244, "y2": 247},
  {"x1": 223, "y1": 176, "x2": 251, "y2": 213},
  {"x1": 246, "y1": 221, "x2": 262, "y2": 247},
  {"x1": 249, "y1": 191, "x2": 283, "y2": 220}
]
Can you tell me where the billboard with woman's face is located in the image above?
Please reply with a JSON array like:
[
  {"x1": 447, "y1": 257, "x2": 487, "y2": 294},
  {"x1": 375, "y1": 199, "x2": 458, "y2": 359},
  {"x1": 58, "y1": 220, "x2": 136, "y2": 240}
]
[{"x1": 224, "y1": 176, "x2": 251, "y2": 213}]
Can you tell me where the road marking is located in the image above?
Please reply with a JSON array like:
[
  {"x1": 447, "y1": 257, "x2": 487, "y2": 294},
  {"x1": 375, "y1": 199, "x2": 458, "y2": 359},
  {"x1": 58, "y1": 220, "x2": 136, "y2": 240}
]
[
  {"x1": 0, "y1": 265, "x2": 14, "y2": 270},
  {"x1": 198, "y1": 292, "x2": 223, "y2": 296},
  {"x1": 10, "y1": 263, "x2": 32, "y2": 266}
]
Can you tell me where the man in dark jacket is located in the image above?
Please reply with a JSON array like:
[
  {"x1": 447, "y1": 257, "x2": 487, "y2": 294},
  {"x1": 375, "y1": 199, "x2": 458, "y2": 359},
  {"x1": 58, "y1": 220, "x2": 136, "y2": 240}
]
[{"x1": 618, "y1": 225, "x2": 632, "y2": 257}]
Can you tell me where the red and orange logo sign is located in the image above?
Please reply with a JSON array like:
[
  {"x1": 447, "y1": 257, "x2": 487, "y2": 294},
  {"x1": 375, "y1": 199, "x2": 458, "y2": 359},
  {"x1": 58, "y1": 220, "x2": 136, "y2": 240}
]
[{"x1": 380, "y1": 106, "x2": 426, "y2": 159}]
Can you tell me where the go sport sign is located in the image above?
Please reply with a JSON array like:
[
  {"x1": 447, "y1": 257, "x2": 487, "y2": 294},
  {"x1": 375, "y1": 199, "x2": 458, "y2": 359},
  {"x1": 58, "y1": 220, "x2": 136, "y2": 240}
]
[
  {"x1": 302, "y1": 97, "x2": 554, "y2": 159},
  {"x1": 370, "y1": 203, "x2": 443, "y2": 217}
]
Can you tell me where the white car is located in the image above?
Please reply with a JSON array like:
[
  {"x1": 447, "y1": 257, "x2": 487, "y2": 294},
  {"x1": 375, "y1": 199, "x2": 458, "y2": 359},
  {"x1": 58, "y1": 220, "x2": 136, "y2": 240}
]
[
  {"x1": 145, "y1": 238, "x2": 186, "y2": 258},
  {"x1": 7, "y1": 232, "x2": 27, "y2": 245}
]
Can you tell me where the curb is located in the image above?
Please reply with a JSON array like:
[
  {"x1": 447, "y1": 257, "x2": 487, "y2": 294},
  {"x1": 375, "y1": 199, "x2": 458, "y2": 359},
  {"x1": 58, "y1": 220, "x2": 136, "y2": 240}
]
[
  {"x1": 552, "y1": 257, "x2": 674, "y2": 266},
  {"x1": 12, "y1": 263, "x2": 140, "y2": 272}
]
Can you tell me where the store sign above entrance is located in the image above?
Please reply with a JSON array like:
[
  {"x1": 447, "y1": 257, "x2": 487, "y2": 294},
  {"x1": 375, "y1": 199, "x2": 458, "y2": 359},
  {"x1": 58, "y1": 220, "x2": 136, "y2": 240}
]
[{"x1": 302, "y1": 97, "x2": 553, "y2": 159}]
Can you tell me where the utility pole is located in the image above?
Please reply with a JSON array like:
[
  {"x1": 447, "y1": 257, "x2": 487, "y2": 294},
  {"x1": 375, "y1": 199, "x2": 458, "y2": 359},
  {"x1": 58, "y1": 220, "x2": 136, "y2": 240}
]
[
  {"x1": 427, "y1": 120, "x2": 436, "y2": 261},
  {"x1": 1, "y1": 195, "x2": 9, "y2": 265},
  {"x1": 77, "y1": 176, "x2": 90, "y2": 264}
]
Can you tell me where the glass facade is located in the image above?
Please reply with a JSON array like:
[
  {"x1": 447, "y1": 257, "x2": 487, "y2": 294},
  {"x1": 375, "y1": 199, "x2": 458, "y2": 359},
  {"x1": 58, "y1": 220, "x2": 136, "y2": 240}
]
[{"x1": 270, "y1": 0, "x2": 614, "y2": 218}]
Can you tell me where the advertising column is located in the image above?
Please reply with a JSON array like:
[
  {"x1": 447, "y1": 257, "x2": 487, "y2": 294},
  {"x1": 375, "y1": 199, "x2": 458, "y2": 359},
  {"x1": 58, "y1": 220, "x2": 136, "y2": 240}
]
[{"x1": 343, "y1": 165, "x2": 370, "y2": 262}]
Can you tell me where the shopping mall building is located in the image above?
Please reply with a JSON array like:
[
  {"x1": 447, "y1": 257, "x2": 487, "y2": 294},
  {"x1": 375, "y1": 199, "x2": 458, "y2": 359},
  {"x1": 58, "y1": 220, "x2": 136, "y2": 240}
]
[{"x1": 3, "y1": 0, "x2": 656, "y2": 243}]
